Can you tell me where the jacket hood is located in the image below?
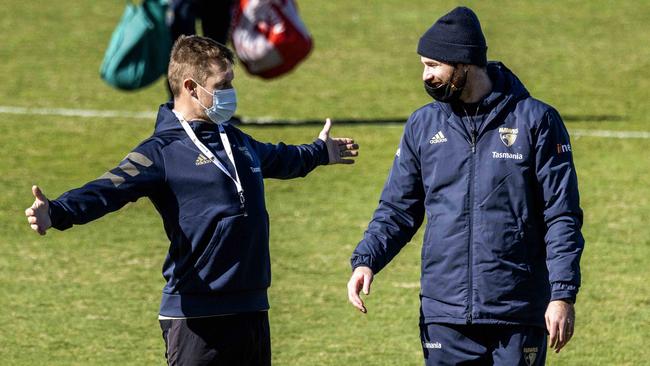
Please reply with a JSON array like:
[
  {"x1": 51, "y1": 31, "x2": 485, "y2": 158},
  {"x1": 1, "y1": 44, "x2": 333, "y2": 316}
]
[
  {"x1": 486, "y1": 61, "x2": 530, "y2": 106},
  {"x1": 154, "y1": 102, "x2": 183, "y2": 133}
]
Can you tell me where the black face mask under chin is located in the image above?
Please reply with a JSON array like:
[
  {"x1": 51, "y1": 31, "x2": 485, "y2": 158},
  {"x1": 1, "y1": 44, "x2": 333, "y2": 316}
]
[{"x1": 424, "y1": 67, "x2": 467, "y2": 103}]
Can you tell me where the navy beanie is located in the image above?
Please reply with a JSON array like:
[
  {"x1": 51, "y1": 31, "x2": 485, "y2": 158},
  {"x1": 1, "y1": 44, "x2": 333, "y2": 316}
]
[{"x1": 417, "y1": 7, "x2": 487, "y2": 66}]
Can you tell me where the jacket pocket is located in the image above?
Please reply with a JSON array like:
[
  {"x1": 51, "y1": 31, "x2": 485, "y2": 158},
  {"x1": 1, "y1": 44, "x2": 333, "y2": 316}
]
[
  {"x1": 422, "y1": 213, "x2": 433, "y2": 259},
  {"x1": 516, "y1": 217, "x2": 532, "y2": 274},
  {"x1": 193, "y1": 217, "x2": 228, "y2": 270},
  {"x1": 175, "y1": 213, "x2": 270, "y2": 293},
  {"x1": 422, "y1": 210, "x2": 441, "y2": 260},
  {"x1": 493, "y1": 218, "x2": 529, "y2": 271}
]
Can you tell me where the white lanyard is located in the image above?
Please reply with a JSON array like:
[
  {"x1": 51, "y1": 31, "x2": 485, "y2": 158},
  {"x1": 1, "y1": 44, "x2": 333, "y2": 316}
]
[{"x1": 174, "y1": 110, "x2": 245, "y2": 209}]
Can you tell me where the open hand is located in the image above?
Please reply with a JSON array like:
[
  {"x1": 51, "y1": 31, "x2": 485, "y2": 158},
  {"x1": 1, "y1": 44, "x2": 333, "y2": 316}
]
[
  {"x1": 318, "y1": 118, "x2": 359, "y2": 165},
  {"x1": 25, "y1": 185, "x2": 51, "y2": 235}
]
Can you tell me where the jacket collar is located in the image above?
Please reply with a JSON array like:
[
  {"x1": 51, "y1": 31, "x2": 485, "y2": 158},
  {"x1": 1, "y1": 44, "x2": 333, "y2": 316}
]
[
  {"x1": 153, "y1": 101, "x2": 218, "y2": 134},
  {"x1": 438, "y1": 61, "x2": 530, "y2": 137}
]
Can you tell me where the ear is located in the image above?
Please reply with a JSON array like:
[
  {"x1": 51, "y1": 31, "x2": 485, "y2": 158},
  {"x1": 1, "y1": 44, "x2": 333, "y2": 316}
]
[
  {"x1": 183, "y1": 79, "x2": 198, "y2": 98},
  {"x1": 456, "y1": 63, "x2": 469, "y2": 73}
]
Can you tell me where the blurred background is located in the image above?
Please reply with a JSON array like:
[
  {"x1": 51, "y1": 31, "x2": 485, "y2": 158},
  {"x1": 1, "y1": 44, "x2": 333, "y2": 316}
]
[{"x1": 1, "y1": 0, "x2": 648, "y2": 365}]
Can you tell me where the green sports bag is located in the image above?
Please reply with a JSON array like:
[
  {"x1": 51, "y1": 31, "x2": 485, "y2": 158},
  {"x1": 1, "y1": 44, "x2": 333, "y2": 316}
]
[{"x1": 100, "y1": 0, "x2": 171, "y2": 90}]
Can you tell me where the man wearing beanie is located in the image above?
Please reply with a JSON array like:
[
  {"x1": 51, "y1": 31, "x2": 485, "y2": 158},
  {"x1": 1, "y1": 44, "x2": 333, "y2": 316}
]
[{"x1": 348, "y1": 6, "x2": 583, "y2": 366}]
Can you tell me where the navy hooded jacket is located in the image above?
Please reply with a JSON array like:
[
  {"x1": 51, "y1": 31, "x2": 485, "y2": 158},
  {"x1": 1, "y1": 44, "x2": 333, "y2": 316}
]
[
  {"x1": 351, "y1": 62, "x2": 584, "y2": 327},
  {"x1": 49, "y1": 102, "x2": 329, "y2": 317}
]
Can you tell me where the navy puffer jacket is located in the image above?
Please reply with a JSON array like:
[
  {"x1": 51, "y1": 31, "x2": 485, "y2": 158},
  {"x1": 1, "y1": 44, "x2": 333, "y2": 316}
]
[{"x1": 351, "y1": 62, "x2": 584, "y2": 327}]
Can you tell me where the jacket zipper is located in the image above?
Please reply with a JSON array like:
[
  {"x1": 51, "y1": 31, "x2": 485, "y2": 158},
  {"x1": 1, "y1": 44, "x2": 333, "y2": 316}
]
[{"x1": 467, "y1": 128, "x2": 478, "y2": 324}]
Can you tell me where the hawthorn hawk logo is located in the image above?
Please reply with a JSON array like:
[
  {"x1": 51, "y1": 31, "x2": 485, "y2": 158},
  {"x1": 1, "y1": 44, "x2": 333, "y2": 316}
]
[
  {"x1": 499, "y1": 127, "x2": 518, "y2": 147},
  {"x1": 523, "y1": 347, "x2": 538, "y2": 366}
]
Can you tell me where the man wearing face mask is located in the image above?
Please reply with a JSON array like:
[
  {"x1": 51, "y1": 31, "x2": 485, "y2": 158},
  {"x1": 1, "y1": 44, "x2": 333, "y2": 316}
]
[
  {"x1": 25, "y1": 35, "x2": 358, "y2": 365},
  {"x1": 347, "y1": 7, "x2": 583, "y2": 366}
]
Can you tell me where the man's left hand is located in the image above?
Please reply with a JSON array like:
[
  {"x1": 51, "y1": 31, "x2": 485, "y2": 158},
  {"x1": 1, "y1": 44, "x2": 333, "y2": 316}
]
[
  {"x1": 545, "y1": 299, "x2": 575, "y2": 353},
  {"x1": 318, "y1": 118, "x2": 359, "y2": 165}
]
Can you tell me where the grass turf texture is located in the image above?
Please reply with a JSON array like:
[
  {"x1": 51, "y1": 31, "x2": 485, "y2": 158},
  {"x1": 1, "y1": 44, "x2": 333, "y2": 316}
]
[{"x1": 1, "y1": 0, "x2": 649, "y2": 365}]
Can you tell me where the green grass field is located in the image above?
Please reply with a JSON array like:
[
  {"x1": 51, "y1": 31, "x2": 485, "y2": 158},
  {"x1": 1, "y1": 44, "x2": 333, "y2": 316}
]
[{"x1": 1, "y1": 0, "x2": 649, "y2": 365}]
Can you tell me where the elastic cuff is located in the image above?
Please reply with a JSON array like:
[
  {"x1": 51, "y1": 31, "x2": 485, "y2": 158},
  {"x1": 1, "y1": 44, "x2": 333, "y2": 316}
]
[
  {"x1": 551, "y1": 282, "x2": 579, "y2": 303},
  {"x1": 550, "y1": 292, "x2": 576, "y2": 304},
  {"x1": 350, "y1": 255, "x2": 373, "y2": 272},
  {"x1": 48, "y1": 200, "x2": 72, "y2": 230}
]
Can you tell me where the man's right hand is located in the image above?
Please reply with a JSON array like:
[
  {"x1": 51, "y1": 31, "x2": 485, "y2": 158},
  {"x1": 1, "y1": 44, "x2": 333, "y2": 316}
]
[
  {"x1": 25, "y1": 185, "x2": 51, "y2": 235},
  {"x1": 347, "y1": 266, "x2": 374, "y2": 313}
]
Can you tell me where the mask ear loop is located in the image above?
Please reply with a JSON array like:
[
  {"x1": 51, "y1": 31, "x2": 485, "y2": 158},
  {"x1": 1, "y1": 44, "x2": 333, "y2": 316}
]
[{"x1": 190, "y1": 79, "x2": 212, "y2": 110}]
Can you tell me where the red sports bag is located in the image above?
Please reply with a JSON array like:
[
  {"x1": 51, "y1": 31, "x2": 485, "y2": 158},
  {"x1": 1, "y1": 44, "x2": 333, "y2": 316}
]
[{"x1": 231, "y1": 0, "x2": 313, "y2": 79}]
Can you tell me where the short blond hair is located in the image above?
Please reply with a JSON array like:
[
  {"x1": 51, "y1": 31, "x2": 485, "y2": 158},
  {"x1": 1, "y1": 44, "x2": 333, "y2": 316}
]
[{"x1": 168, "y1": 35, "x2": 234, "y2": 97}]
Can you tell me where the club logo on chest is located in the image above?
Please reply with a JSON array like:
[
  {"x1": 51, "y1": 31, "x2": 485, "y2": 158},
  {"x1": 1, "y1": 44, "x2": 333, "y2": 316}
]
[{"x1": 499, "y1": 127, "x2": 518, "y2": 147}]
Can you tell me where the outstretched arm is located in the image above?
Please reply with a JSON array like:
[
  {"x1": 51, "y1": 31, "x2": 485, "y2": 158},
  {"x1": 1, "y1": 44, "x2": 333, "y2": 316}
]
[
  {"x1": 25, "y1": 143, "x2": 164, "y2": 233},
  {"x1": 250, "y1": 118, "x2": 359, "y2": 179}
]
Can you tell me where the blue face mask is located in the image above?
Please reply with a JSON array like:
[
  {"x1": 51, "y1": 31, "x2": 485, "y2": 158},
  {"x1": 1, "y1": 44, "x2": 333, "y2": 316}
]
[{"x1": 193, "y1": 81, "x2": 237, "y2": 124}]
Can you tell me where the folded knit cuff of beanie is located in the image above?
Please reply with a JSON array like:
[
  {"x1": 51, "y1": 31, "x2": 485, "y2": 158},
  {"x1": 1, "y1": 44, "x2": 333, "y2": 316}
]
[{"x1": 417, "y1": 37, "x2": 487, "y2": 66}]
